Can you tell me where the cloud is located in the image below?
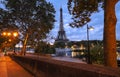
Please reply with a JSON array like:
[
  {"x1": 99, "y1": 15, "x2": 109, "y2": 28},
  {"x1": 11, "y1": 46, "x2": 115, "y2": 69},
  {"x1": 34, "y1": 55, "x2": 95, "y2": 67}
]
[{"x1": 48, "y1": 0, "x2": 120, "y2": 43}]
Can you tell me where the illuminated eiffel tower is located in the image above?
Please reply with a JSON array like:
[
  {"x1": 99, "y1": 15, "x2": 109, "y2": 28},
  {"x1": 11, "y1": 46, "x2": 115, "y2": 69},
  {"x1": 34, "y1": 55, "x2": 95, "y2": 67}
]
[{"x1": 55, "y1": 8, "x2": 69, "y2": 43}]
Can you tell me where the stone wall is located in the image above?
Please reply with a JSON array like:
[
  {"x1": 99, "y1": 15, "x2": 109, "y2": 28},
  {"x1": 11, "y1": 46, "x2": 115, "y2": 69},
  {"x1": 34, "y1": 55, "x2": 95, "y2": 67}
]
[{"x1": 10, "y1": 55, "x2": 120, "y2": 77}]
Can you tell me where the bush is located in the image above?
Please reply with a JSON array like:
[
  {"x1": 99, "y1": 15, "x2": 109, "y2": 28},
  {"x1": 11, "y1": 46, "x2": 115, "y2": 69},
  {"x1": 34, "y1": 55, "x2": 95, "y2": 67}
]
[
  {"x1": 90, "y1": 43, "x2": 104, "y2": 65},
  {"x1": 35, "y1": 41, "x2": 55, "y2": 54}
]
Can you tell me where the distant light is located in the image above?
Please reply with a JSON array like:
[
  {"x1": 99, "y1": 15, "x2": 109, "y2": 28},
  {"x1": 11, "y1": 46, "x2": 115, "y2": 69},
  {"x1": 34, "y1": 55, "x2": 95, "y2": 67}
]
[
  {"x1": 13, "y1": 32, "x2": 18, "y2": 37},
  {"x1": 2, "y1": 31, "x2": 18, "y2": 37},
  {"x1": 7, "y1": 32, "x2": 11, "y2": 36},
  {"x1": 50, "y1": 42, "x2": 54, "y2": 45},
  {"x1": 15, "y1": 44, "x2": 23, "y2": 48},
  {"x1": 8, "y1": 39, "x2": 12, "y2": 42},
  {"x1": 2, "y1": 32, "x2": 7, "y2": 36},
  {"x1": 88, "y1": 26, "x2": 94, "y2": 30}
]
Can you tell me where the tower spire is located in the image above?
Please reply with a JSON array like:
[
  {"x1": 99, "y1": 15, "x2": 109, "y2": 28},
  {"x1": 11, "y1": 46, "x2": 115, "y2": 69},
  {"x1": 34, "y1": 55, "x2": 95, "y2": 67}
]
[
  {"x1": 59, "y1": 8, "x2": 64, "y2": 31},
  {"x1": 55, "y1": 8, "x2": 69, "y2": 42}
]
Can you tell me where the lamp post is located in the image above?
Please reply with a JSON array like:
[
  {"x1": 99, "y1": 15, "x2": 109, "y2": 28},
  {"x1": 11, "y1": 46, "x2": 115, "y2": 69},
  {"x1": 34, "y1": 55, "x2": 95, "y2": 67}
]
[
  {"x1": 2, "y1": 31, "x2": 18, "y2": 55},
  {"x1": 13, "y1": 32, "x2": 18, "y2": 54},
  {"x1": 87, "y1": 24, "x2": 94, "y2": 64}
]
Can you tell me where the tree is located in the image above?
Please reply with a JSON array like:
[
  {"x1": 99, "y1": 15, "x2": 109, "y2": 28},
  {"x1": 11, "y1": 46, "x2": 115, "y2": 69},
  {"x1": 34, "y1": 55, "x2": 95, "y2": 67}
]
[
  {"x1": 54, "y1": 42, "x2": 66, "y2": 48},
  {"x1": 0, "y1": 0, "x2": 55, "y2": 55},
  {"x1": 67, "y1": 0, "x2": 119, "y2": 67},
  {"x1": 90, "y1": 42, "x2": 104, "y2": 64},
  {"x1": 35, "y1": 41, "x2": 55, "y2": 54},
  {"x1": 0, "y1": 20, "x2": 19, "y2": 52},
  {"x1": 0, "y1": 36, "x2": 6, "y2": 48}
]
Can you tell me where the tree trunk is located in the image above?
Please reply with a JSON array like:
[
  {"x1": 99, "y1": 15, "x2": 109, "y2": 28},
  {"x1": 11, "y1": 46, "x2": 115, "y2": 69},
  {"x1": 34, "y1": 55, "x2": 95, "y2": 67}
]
[
  {"x1": 21, "y1": 33, "x2": 28, "y2": 55},
  {"x1": 104, "y1": 0, "x2": 118, "y2": 68}
]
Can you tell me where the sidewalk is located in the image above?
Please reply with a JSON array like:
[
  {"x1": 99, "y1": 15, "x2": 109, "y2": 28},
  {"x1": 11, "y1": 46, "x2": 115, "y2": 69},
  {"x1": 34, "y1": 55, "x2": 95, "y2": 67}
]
[{"x1": 0, "y1": 55, "x2": 34, "y2": 77}]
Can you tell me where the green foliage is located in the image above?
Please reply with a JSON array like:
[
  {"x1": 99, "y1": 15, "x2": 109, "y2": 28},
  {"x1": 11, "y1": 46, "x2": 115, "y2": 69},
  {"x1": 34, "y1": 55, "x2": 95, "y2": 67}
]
[
  {"x1": 0, "y1": 36, "x2": 6, "y2": 47},
  {"x1": 0, "y1": 0, "x2": 55, "y2": 47},
  {"x1": 0, "y1": 35, "x2": 20, "y2": 49},
  {"x1": 67, "y1": 0, "x2": 103, "y2": 27},
  {"x1": 90, "y1": 43, "x2": 104, "y2": 64},
  {"x1": 35, "y1": 41, "x2": 55, "y2": 54},
  {"x1": 67, "y1": 0, "x2": 119, "y2": 67},
  {"x1": 54, "y1": 42, "x2": 66, "y2": 48}
]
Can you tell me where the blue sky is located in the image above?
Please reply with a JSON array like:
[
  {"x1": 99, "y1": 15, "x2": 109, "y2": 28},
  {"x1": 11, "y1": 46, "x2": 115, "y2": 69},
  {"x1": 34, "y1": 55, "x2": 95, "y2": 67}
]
[
  {"x1": 0, "y1": 1, "x2": 120, "y2": 44},
  {"x1": 47, "y1": 0, "x2": 120, "y2": 44}
]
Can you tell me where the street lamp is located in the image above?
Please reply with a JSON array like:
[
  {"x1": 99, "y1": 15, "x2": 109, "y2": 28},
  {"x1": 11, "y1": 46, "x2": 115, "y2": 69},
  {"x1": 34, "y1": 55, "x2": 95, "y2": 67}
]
[
  {"x1": 87, "y1": 24, "x2": 94, "y2": 64},
  {"x1": 2, "y1": 31, "x2": 18, "y2": 37},
  {"x1": 13, "y1": 32, "x2": 18, "y2": 37},
  {"x1": 2, "y1": 31, "x2": 18, "y2": 55}
]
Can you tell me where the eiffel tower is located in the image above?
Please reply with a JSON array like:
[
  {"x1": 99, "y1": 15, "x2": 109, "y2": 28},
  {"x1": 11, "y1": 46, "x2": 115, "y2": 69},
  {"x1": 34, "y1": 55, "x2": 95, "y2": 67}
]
[{"x1": 55, "y1": 8, "x2": 69, "y2": 43}]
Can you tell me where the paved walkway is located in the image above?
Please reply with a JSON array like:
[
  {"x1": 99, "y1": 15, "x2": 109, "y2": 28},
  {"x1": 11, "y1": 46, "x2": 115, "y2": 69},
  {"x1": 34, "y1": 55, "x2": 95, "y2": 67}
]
[{"x1": 0, "y1": 55, "x2": 34, "y2": 77}]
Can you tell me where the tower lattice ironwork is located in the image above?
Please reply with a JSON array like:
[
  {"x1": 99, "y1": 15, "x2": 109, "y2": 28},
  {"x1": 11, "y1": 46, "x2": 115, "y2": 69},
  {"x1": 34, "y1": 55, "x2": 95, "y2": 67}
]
[{"x1": 55, "y1": 8, "x2": 69, "y2": 42}]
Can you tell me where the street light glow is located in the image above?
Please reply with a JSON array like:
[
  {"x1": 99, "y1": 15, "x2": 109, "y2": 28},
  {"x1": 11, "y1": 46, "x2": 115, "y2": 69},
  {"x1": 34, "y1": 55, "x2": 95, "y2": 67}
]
[
  {"x1": 13, "y1": 32, "x2": 18, "y2": 37},
  {"x1": 1, "y1": 31, "x2": 19, "y2": 55},
  {"x1": 2, "y1": 32, "x2": 7, "y2": 36},
  {"x1": 2, "y1": 31, "x2": 18, "y2": 37},
  {"x1": 88, "y1": 26, "x2": 94, "y2": 30},
  {"x1": 8, "y1": 39, "x2": 12, "y2": 42},
  {"x1": 7, "y1": 32, "x2": 11, "y2": 36}
]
